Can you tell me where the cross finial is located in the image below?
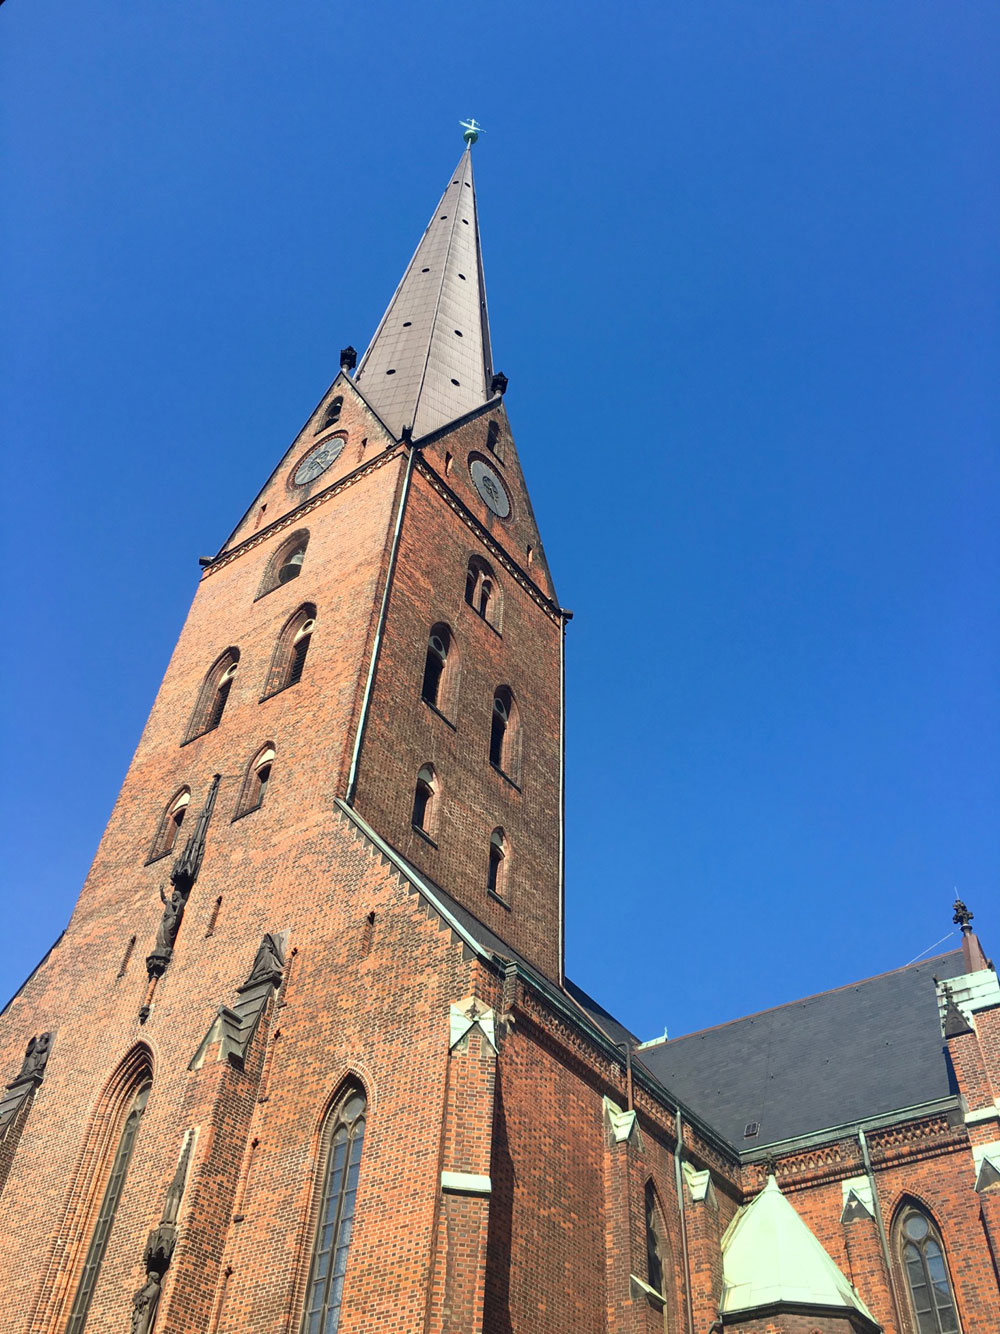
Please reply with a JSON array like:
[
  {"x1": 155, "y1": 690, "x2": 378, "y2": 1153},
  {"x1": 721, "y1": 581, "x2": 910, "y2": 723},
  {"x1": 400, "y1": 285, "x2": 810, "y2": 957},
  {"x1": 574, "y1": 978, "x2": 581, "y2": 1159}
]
[{"x1": 460, "y1": 118, "x2": 483, "y2": 146}]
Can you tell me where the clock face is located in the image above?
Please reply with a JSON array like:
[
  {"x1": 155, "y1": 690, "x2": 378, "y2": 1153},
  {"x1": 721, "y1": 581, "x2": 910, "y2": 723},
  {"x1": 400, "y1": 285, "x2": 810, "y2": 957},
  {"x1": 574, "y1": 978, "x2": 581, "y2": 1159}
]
[
  {"x1": 293, "y1": 437, "x2": 345, "y2": 487},
  {"x1": 469, "y1": 457, "x2": 511, "y2": 519}
]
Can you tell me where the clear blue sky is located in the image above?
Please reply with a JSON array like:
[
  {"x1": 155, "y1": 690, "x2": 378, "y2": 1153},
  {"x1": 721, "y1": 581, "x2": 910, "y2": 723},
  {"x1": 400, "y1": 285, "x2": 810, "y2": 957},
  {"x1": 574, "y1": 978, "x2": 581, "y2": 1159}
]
[{"x1": 2, "y1": 1, "x2": 996, "y2": 1039}]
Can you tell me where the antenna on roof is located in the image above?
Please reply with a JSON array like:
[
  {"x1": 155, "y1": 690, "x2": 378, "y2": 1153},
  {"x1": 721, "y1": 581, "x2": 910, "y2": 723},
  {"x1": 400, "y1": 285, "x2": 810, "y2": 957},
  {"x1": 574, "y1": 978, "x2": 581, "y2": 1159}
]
[{"x1": 904, "y1": 930, "x2": 955, "y2": 968}]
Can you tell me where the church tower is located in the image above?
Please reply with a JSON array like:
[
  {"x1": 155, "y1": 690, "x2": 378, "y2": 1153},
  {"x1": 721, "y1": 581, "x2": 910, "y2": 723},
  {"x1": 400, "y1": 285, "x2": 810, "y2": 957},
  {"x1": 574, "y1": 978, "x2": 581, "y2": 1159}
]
[{"x1": 0, "y1": 132, "x2": 573, "y2": 1334}]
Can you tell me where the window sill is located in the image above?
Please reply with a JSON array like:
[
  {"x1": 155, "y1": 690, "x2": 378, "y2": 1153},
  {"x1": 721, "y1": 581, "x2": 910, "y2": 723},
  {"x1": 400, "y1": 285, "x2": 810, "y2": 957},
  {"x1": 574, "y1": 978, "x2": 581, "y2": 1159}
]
[
  {"x1": 180, "y1": 725, "x2": 218, "y2": 748},
  {"x1": 464, "y1": 603, "x2": 502, "y2": 639},
  {"x1": 231, "y1": 803, "x2": 264, "y2": 824},
  {"x1": 487, "y1": 889, "x2": 511, "y2": 912},
  {"x1": 144, "y1": 849, "x2": 173, "y2": 867},
  {"x1": 489, "y1": 762, "x2": 521, "y2": 793},
  {"x1": 629, "y1": 1276, "x2": 665, "y2": 1311},
  {"x1": 411, "y1": 825, "x2": 438, "y2": 849},
  {"x1": 259, "y1": 681, "x2": 300, "y2": 704},
  {"x1": 422, "y1": 698, "x2": 457, "y2": 731}
]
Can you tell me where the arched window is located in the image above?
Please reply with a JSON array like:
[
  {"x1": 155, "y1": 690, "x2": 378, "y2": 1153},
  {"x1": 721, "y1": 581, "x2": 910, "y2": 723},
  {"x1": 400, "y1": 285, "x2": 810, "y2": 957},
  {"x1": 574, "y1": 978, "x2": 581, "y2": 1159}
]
[
  {"x1": 185, "y1": 649, "x2": 239, "y2": 742},
  {"x1": 464, "y1": 556, "x2": 502, "y2": 631},
  {"x1": 487, "y1": 828, "x2": 508, "y2": 898},
  {"x1": 896, "y1": 1205, "x2": 961, "y2": 1334},
  {"x1": 66, "y1": 1076, "x2": 152, "y2": 1334},
  {"x1": 148, "y1": 787, "x2": 190, "y2": 862},
  {"x1": 412, "y1": 765, "x2": 437, "y2": 836},
  {"x1": 258, "y1": 530, "x2": 310, "y2": 598},
  {"x1": 317, "y1": 395, "x2": 343, "y2": 432},
  {"x1": 263, "y1": 605, "x2": 316, "y2": 699},
  {"x1": 302, "y1": 1085, "x2": 367, "y2": 1334},
  {"x1": 235, "y1": 745, "x2": 275, "y2": 819},
  {"x1": 421, "y1": 624, "x2": 458, "y2": 715},
  {"x1": 489, "y1": 686, "x2": 520, "y2": 780}
]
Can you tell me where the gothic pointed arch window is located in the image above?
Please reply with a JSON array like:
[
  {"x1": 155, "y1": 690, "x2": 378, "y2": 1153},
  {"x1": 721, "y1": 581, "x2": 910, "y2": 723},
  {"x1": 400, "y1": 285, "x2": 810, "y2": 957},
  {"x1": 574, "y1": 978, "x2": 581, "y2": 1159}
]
[
  {"x1": 258, "y1": 529, "x2": 310, "y2": 598},
  {"x1": 301, "y1": 1084, "x2": 367, "y2": 1334},
  {"x1": 184, "y1": 649, "x2": 239, "y2": 742},
  {"x1": 489, "y1": 686, "x2": 520, "y2": 782},
  {"x1": 487, "y1": 827, "x2": 508, "y2": 899},
  {"x1": 148, "y1": 787, "x2": 190, "y2": 862},
  {"x1": 66, "y1": 1058, "x2": 153, "y2": 1334},
  {"x1": 263, "y1": 605, "x2": 316, "y2": 699},
  {"x1": 421, "y1": 624, "x2": 459, "y2": 717},
  {"x1": 411, "y1": 764, "x2": 437, "y2": 838},
  {"x1": 234, "y1": 745, "x2": 275, "y2": 819},
  {"x1": 464, "y1": 556, "x2": 502, "y2": 631},
  {"x1": 895, "y1": 1204, "x2": 961, "y2": 1334},
  {"x1": 643, "y1": 1179, "x2": 674, "y2": 1326}
]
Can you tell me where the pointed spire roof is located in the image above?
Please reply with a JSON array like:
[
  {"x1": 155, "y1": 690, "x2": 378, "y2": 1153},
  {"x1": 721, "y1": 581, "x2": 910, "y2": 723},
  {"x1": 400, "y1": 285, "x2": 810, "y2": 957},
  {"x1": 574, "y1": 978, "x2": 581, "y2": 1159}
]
[
  {"x1": 354, "y1": 146, "x2": 494, "y2": 440},
  {"x1": 721, "y1": 1176, "x2": 877, "y2": 1324}
]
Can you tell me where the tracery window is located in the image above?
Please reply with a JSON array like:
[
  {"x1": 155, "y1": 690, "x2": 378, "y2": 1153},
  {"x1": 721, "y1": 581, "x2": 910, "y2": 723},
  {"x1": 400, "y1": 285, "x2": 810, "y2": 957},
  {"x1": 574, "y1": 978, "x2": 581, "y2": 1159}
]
[
  {"x1": 66, "y1": 1079, "x2": 152, "y2": 1334},
  {"x1": 185, "y1": 649, "x2": 239, "y2": 741},
  {"x1": 258, "y1": 530, "x2": 310, "y2": 598},
  {"x1": 489, "y1": 686, "x2": 520, "y2": 780},
  {"x1": 464, "y1": 556, "x2": 502, "y2": 631},
  {"x1": 148, "y1": 787, "x2": 190, "y2": 861},
  {"x1": 263, "y1": 605, "x2": 316, "y2": 698},
  {"x1": 897, "y1": 1206, "x2": 961, "y2": 1334},
  {"x1": 301, "y1": 1086, "x2": 367, "y2": 1334},
  {"x1": 411, "y1": 765, "x2": 437, "y2": 836},
  {"x1": 235, "y1": 745, "x2": 275, "y2": 818},
  {"x1": 421, "y1": 624, "x2": 458, "y2": 715},
  {"x1": 487, "y1": 827, "x2": 508, "y2": 898}
]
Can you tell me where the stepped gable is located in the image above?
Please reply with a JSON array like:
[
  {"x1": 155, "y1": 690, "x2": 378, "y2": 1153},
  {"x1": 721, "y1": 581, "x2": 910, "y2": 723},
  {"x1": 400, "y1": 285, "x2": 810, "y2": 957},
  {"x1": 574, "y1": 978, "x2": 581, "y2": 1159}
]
[{"x1": 639, "y1": 949, "x2": 967, "y2": 1149}]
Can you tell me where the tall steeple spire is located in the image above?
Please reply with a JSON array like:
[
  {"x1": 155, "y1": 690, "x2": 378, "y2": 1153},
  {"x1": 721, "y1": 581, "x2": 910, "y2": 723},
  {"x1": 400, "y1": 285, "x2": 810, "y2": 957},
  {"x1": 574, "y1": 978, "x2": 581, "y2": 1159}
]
[{"x1": 354, "y1": 139, "x2": 494, "y2": 440}]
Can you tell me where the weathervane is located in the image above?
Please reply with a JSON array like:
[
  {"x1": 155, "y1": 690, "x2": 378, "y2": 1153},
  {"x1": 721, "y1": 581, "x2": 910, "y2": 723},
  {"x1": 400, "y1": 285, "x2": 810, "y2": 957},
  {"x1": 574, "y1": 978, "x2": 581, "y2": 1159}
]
[{"x1": 460, "y1": 117, "x2": 483, "y2": 146}]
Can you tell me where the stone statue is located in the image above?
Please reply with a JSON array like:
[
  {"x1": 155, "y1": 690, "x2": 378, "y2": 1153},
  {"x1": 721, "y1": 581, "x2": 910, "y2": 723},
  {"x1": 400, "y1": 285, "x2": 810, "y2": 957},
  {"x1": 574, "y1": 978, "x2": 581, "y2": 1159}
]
[
  {"x1": 129, "y1": 1273, "x2": 161, "y2": 1334},
  {"x1": 243, "y1": 933, "x2": 284, "y2": 987},
  {"x1": 15, "y1": 1032, "x2": 52, "y2": 1084},
  {"x1": 147, "y1": 886, "x2": 188, "y2": 979}
]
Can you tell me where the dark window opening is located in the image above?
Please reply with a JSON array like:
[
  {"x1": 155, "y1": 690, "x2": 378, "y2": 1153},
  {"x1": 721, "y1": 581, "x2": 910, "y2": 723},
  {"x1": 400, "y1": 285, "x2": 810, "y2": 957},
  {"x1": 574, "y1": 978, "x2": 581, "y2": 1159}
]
[
  {"x1": 490, "y1": 692, "x2": 509, "y2": 767},
  {"x1": 411, "y1": 765, "x2": 435, "y2": 832},
  {"x1": 645, "y1": 1182, "x2": 665, "y2": 1298},
  {"x1": 422, "y1": 631, "x2": 449, "y2": 706},
  {"x1": 317, "y1": 396, "x2": 343, "y2": 432},
  {"x1": 487, "y1": 829, "x2": 507, "y2": 896}
]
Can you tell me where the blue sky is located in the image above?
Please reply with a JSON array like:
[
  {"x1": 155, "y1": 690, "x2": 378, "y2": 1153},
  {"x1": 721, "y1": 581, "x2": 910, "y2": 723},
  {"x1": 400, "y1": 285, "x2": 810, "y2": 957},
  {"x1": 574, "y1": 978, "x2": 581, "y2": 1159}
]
[{"x1": 2, "y1": 1, "x2": 996, "y2": 1038}]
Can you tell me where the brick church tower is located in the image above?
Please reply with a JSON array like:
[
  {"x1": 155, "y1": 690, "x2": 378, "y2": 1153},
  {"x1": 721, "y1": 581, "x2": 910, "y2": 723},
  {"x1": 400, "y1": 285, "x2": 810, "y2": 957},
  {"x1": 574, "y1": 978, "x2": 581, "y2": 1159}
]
[{"x1": 3, "y1": 131, "x2": 1000, "y2": 1334}]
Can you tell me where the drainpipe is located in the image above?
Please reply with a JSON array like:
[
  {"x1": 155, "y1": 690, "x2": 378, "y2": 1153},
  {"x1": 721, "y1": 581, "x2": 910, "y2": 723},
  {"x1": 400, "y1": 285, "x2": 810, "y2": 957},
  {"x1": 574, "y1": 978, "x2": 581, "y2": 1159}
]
[
  {"x1": 674, "y1": 1107, "x2": 696, "y2": 1334},
  {"x1": 557, "y1": 609, "x2": 571, "y2": 987},
  {"x1": 858, "y1": 1127, "x2": 903, "y2": 1334},
  {"x1": 346, "y1": 442, "x2": 416, "y2": 804}
]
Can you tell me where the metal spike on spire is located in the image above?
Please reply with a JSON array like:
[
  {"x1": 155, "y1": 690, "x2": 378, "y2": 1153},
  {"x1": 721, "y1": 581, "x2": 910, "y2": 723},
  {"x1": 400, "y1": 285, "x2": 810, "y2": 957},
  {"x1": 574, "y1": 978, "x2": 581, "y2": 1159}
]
[
  {"x1": 460, "y1": 117, "x2": 484, "y2": 145},
  {"x1": 354, "y1": 142, "x2": 494, "y2": 440}
]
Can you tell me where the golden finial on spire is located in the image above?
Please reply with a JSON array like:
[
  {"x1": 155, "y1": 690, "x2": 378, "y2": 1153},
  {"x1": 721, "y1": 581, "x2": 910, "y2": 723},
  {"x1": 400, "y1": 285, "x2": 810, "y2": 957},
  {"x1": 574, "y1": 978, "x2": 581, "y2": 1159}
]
[{"x1": 460, "y1": 118, "x2": 483, "y2": 146}]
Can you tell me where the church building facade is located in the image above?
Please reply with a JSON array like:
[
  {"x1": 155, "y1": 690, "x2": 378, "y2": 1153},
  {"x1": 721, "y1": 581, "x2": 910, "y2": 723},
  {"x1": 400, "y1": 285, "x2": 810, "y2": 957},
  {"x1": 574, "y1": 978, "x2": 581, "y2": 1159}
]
[{"x1": 1, "y1": 134, "x2": 998, "y2": 1334}]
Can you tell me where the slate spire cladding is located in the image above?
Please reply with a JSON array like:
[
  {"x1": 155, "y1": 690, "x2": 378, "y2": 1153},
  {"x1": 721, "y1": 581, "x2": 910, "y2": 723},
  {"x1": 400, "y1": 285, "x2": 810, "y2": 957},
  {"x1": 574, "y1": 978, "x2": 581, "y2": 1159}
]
[{"x1": 354, "y1": 146, "x2": 494, "y2": 439}]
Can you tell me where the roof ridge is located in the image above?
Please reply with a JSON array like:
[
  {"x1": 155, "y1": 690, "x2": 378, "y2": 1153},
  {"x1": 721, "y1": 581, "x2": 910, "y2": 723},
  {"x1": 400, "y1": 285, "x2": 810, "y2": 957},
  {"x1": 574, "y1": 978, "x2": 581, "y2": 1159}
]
[{"x1": 663, "y1": 948, "x2": 963, "y2": 1044}]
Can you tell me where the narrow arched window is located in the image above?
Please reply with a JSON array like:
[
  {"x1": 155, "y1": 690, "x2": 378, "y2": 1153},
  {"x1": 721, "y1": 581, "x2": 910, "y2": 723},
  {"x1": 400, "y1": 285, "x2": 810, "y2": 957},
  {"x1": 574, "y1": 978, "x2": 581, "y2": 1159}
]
[
  {"x1": 302, "y1": 1086, "x2": 367, "y2": 1334},
  {"x1": 645, "y1": 1182, "x2": 664, "y2": 1295},
  {"x1": 66, "y1": 1080, "x2": 152, "y2": 1334},
  {"x1": 148, "y1": 787, "x2": 190, "y2": 862},
  {"x1": 412, "y1": 765, "x2": 437, "y2": 835},
  {"x1": 263, "y1": 605, "x2": 316, "y2": 698},
  {"x1": 487, "y1": 828, "x2": 507, "y2": 897},
  {"x1": 235, "y1": 745, "x2": 275, "y2": 819},
  {"x1": 421, "y1": 624, "x2": 454, "y2": 711},
  {"x1": 258, "y1": 530, "x2": 310, "y2": 598},
  {"x1": 317, "y1": 395, "x2": 343, "y2": 432},
  {"x1": 185, "y1": 649, "x2": 239, "y2": 742},
  {"x1": 489, "y1": 686, "x2": 519, "y2": 780},
  {"x1": 464, "y1": 556, "x2": 502, "y2": 631},
  {"x1": 897, "y1": 1206, "x2": 960, "y2": 1334}
]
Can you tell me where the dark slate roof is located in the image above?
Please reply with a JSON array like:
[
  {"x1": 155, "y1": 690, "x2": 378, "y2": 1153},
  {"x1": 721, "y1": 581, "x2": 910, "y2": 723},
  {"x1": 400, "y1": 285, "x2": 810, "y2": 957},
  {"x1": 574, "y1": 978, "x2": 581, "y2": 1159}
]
[{"x1": 637, "y1": 951, "x2": 966, "y2": 1149}]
